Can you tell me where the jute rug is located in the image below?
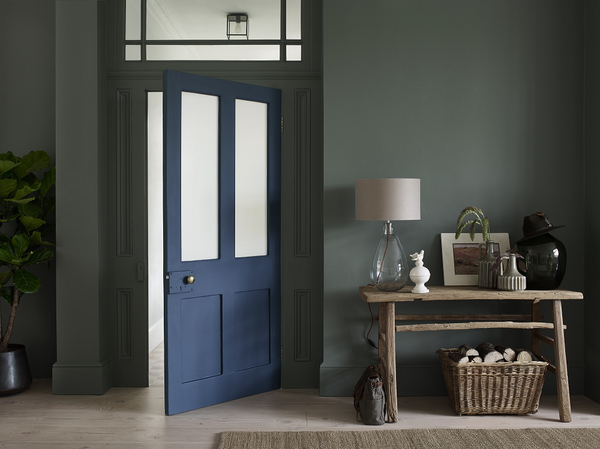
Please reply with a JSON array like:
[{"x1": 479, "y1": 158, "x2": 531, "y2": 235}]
[{"x1": 218, "y1": 428, "x2": 600, "y2": 449}]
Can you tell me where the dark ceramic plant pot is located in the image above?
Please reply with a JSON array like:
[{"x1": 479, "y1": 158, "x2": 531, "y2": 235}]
[{"x1": 0, "y1": 344, "x2": 32, "y2": 396}]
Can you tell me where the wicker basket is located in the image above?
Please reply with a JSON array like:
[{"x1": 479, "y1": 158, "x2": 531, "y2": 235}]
[{"x1": 437, "y1": 348, "x2": 548, "y2": 415}]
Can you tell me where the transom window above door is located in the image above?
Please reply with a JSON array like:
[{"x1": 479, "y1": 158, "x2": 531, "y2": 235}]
[{"x1": 125, "y1": 0, "x2": 302, "y2": 61}]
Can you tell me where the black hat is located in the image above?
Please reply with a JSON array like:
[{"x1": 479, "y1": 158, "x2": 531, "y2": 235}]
[{"x1": 516, "y1": 212, "x2": 564, "y2": 243}]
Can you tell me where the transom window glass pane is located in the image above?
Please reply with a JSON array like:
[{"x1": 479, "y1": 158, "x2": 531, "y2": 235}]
[
  {"x1": 286, "y1": 0, "x2": 301, "y2": 39},
  {"x1": 125, "y1": 45, "x2": 141, "y2": 61},
  {"x1": 146, "y1": 0, "x2": 281, "y2": 40},
  {"x1": 125, "y1": 0, "x2": 141, "y2": 40},
  {"x1": 147, "y1": 45, "x2": 280, "y2": 61},
  {"x1": 286, "y1": 45, "x2": 301, "y2": 61}
]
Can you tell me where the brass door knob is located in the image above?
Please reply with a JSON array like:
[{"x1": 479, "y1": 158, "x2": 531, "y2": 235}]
[{"x1": 185, "y1": 275, "x2": 195, "y2": 285}]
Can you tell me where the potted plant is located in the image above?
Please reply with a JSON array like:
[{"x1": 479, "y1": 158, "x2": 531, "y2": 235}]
[
  {"x1": 0, "y1": 150, "x2": 55, "y2": 396},
  {"x1": 455, "y1": 206, "x2": 497, "y2": 288}
]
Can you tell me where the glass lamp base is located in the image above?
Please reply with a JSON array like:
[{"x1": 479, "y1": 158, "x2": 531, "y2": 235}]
[{"x1": 370, "y1": 221, "x2": 409, "y2": 292}]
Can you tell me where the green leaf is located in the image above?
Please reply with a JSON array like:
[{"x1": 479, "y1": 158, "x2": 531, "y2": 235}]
[
  {"x1": 0, "y1": 212, "x2": 19, "y2": 223},
  {"x1": 456, "y1": 207, "x2": 481, "y2": 226},
  {"x1": 0, "y1": 270, "x2": 12, "y2": 286},
  {"x1": 18, "y1": 202, "x2": 41, "y2": 218},
  {"x1": 19, "y1": 215, "x2": 45, "y2": 232},
  {"x1": 0, "y1": 242, "x2": 30, "y2": 265},
  {"x1": 29, "y1": 231, "x2": 42, "y2": 245},
  {"x1": 40, "y1": 167, "x2": 55, "y2": 198},
  {"x1": 0, "y1": 286, "x2": 25, "y2": 306},
  {"x1": 5, "y1": 197, "x2": 35, "y2": 205},
  {"x1": 24, "y1": 247, "x2": 53, "y2": 266},
  {"x1": 0, "y1": 243, "x2": 15, "y2": 264},
  {"x1": 0, "y1": 152, "x2": 19, "y2": 163},
  {"x1": 469, "y1": 221, "x2": 476, "y2": 241},
  {"x1": 11, "y1": 234, "x2": 29, "y2": 258},
  {"x1": 13, "y1": 181, "x2": 41, "y2": 200},
  {"x1": 13, "y1": 151, "x2": 51, "y2": 179},
  {"x1": 455, "y1": 220, "x2": 474, "y2": 239},
  {"x1": 0, "y1": 160, "x2": 18, "y2": 177},
  {"x1": 13, "y1": 269, "x2": 40, "y2": 294},
  {"x1": 0, "y1": 179, "x2": 17, "y2": 198},
  {"x1": 29, "y1": 232, "x2": 54, "y2": 247},
  {"x1": 0, "y1": 286, "x2": 12, "y2": 305},
  {"x1": 482, "y1": 217, "x2": 490, "y2": 242}
]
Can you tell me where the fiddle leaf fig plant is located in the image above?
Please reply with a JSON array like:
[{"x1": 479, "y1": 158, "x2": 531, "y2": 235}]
[
  {"x1": 455, "y1": 206, "x2": 491, "y2": 242},
  {"x1": 0, "y1": 150, "x2": 55, "y2": 353}
]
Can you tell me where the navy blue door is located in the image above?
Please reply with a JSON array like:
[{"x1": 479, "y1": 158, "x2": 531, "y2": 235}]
[{"x1": 163, "y1": 70, "x2": 281, "y2": 415}]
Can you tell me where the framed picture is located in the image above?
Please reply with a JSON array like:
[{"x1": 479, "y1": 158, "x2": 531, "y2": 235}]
[{"x1": 441, "y1": 233, "x2": 511, "y2": 286}]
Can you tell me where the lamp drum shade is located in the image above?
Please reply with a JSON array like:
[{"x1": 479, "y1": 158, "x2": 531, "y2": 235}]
[{"x1": 355, "y1": 178, "x2": 421, "y2": 221}]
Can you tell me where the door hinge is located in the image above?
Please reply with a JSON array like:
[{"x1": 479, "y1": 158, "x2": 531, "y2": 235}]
[
  {"x1": 280, "y1": 344, "x2": 284, "y2": 361},
  {"x1": 281, "y1": 116, "x2": 284, "y2": 133},
  {"x1": 137, "y1": 262, "x2": 145, "y2": 282}
]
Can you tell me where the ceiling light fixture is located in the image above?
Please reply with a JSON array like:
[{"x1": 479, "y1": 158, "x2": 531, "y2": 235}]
[{"x1": 227, "y1": 14, "x2": 249, "y2": 40}]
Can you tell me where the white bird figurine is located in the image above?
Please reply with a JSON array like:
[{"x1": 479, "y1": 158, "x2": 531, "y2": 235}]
[{"x1": 409, "y1": 250, "x2": 430, "y2": 293}]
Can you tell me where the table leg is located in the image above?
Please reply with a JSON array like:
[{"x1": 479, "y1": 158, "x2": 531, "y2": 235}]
[
  {"x1": 531, "y1": 300, "x2": 541, "y2": 356},
  {"x1": 378, "y1": 302, "x2": 397, "y2": 422},
  {"x1": 552, "y1": 300, "x2": 572, "y2": 423}
]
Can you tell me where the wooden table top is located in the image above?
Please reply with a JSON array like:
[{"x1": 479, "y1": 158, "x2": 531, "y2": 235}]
[{"x1": 359, "y1": 285, "x2": 584, "y2": 303}]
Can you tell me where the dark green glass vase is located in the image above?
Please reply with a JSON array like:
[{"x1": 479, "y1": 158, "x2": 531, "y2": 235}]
[{"x1": 516, "y1": 233, "x2": 566, "y2": 290}]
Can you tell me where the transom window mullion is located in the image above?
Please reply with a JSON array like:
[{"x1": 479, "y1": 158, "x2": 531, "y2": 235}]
[{"x1": 141, "y1": 0, "x2": 147, "y2": 62}]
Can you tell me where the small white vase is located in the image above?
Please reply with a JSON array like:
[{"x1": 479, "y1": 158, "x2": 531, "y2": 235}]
[
  {"x1": 409, "y1": 250, "x2": 430, "y2": 293},
  {"x1": 497, "y1": 253, "x2": 526, "y2": 291}
]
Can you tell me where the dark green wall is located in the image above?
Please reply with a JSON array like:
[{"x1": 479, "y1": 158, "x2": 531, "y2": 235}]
[
  {"x1": 322, "y1": 0, "x2": 586, "y2": 396},
  {"x1": 0, "y1": 0, "x2": 56, "y2": 378},
  {"x1": 584, "y1": 0, "x2": 600, "y2": 403}
]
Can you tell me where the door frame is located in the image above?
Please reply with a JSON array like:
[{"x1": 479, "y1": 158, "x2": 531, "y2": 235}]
[{"x1": 101, "y1": 0, "x2": 324, "y2": 391}]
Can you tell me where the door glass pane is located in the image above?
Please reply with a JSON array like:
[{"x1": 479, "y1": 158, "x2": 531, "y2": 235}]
[
  {"x1": 147, "y1": 45, "x2": 280, "y2": 61},
  {"x1": 235, "y1": 99, "x2": 268, "y2": 258},
  {"x1": 125, "y1": 0, "x2": 141, "y2": 40},
  {"x1": 147, "y1": 0, "x2": 280, "y2": 40},
  {"x1": 181, "y1": 92, "x2": 219, "y2": 261},
  {"x1": 286, "y1": 0, "x2": 301, "y2": 39}
]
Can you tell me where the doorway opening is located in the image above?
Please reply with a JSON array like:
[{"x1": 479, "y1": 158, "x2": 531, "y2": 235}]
[{"x1": 147, "y1": 91, "x2": 164, "y2": 356}]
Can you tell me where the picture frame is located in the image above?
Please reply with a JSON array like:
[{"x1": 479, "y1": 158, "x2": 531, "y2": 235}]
[{"x1": 441, "y1": 233, "x2": 511, "y2": 286}]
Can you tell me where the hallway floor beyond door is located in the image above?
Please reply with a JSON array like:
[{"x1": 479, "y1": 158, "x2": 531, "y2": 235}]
[{"x1": 1, "y1": 344, "x2": 599, "y2": 448}]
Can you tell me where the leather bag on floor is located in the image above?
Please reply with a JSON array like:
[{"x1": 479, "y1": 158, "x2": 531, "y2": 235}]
[{"x1": 352, "y1": 364, "x2": 386, "y2": 425}]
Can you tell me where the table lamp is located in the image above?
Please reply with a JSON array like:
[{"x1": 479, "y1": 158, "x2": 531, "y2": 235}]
[{"x1": 355, "y1": 178, "x2": 421, "y2": 292}]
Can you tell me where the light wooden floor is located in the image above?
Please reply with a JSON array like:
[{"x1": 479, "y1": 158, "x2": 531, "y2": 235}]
[{"x1": 2, "y1": 343, "x2": 600, "y2": 449}]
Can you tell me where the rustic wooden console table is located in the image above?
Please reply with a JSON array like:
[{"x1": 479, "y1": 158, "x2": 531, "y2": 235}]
[{"x1": 359, "y1": 285, "x2": 583, "y2": 423}]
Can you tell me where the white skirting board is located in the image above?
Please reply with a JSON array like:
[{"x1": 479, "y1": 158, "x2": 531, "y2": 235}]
[{"x1": 149, "y1": 318, "x2": 164, "y2": 353}]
